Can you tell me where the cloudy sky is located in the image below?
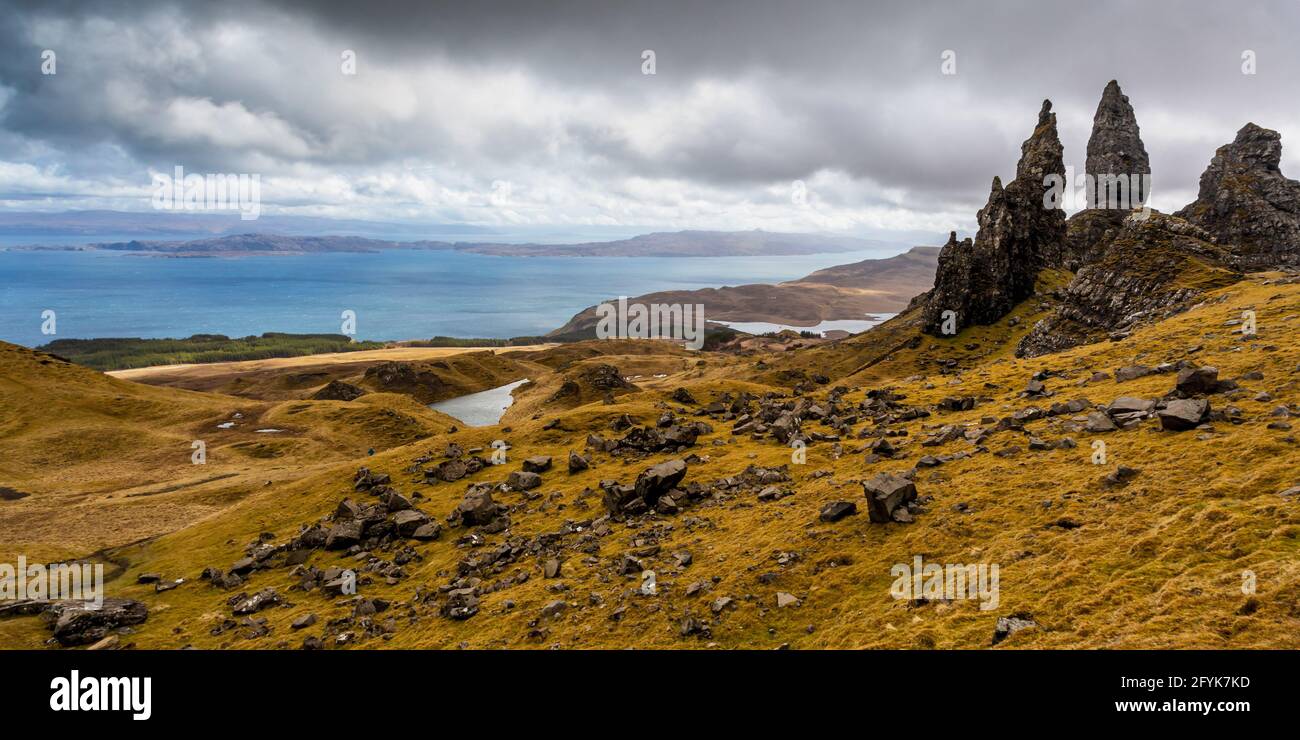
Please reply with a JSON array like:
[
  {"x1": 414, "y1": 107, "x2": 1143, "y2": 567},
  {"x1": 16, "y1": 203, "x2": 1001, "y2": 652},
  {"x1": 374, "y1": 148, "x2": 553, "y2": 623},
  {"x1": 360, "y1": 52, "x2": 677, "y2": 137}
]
[{"x1": 0, "y1": 0, "x2": 1297, "y2": 244}]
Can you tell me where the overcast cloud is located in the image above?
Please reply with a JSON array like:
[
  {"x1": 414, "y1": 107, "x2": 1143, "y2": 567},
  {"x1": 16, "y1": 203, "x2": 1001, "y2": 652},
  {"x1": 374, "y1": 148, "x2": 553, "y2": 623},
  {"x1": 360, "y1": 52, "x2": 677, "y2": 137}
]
[{"x1": 0, "y1": 0, "x2": 1297, "y2": 244}]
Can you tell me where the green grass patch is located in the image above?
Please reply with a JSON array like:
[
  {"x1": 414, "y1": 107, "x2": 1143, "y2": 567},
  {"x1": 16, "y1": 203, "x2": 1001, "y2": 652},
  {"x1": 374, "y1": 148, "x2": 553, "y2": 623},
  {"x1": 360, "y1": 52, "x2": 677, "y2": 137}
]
[{"x1": 37, "y1": 333, "x2": 388, "y2": 371}]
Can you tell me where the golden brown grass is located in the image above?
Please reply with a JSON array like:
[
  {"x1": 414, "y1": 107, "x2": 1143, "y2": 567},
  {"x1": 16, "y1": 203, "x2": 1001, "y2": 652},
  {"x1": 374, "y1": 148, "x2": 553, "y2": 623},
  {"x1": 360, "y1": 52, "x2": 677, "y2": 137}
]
[{"x1": 1, "y1": 276, "x2": 1297, "y2": 650}]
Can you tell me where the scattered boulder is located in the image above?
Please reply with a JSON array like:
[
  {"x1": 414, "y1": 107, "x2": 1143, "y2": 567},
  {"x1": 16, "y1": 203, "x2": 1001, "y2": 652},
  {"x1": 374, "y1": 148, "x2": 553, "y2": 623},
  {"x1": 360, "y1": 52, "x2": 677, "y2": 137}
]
[
  {"x1": 43, "y1": 598, "x2": 149, "y2": 647},
  {"x1": 442, "y1": 589, "x2": 480, "y2": 620},
  {"x1": 635, "y1": 459, "x2": 688, "y2": 504},
  {"x1": 1102, "y1": 465, "x2": 1142, "y2": 487},
  {"x1": 522, "y1": 456, "x2": 553, "y2": 473},
  {"x1": 543, "y1": 558, "x2": 562, "y2": 579},
  {"x1": 392, "y1": 509, "x2": 431, "y2": 537},
  {"x1": 1115, "y1": 365, "x2": 1155, "y2": 382},
  {"x1": 1175, "y1": 366, "x2": 1235, "y2": 396},
  {"x1": 427, "y1": 458, "x2": 469, "y2": 483},
  {"x1": 324, "y1": 520, "x2": 363, "y2": 550},
  {"x1": 1107, "y1": 397, "x2": 1155, "y2": 415},
  {"x1": 862, "y1": 473, "x2": 918, "y2": 523},
  {"x1": 993, "y1": 613, "x2": 1037, "y2": 645},
  {"x1": 450, "y1": 484, "x2": 506, "y2": 528},
  {"x1": 567, "y1": 451, "x2": 590, "y2": 474},
  {"x1": 507, "y1": 470, "x2": 543, "y2": 490},
  {"x1": 1085, "y1": 412, "x2": 1118, "y2": 433},
  {"x1": 819, "y1": 501, "x2": 857, "y2": 522},
  {"x1": 1158, "y1": 398, "x2": 1209, "y2": 431}
]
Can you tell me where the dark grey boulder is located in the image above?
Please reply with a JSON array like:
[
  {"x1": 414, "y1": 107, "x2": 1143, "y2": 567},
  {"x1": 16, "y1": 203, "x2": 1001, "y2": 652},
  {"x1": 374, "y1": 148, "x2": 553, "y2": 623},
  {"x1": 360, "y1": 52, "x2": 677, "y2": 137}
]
[
  {"x1": 324, "y1": 520, "x2": 362, "y2": 550},
  {"x1": 1159, "y1": 398, "x2": 1209, "y2": 431},
  {"x1": 46, "y1": 598, "x2": 149, "y2": 647},
  {"x1": 567, "y1": 451, "x2": 590, "y2": 473},
  {"x1": 819, "y1": 501, "x2": 857, "y2": 522},
  {"x1": 507, "y1": 470, "x2": 543, "y2": 490},
  {"x1": 522, "y1": 455, "x2": 553, "y2": 473},
  {"x1": 862, "y1": 473, "x2": 917, "y2": 523}
]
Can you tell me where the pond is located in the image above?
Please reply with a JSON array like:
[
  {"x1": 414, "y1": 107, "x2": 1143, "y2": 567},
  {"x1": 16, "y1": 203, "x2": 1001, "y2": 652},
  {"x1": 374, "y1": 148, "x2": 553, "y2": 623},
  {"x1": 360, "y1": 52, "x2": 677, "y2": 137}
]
[{"x1": 428, "y1": 379, "x2": 529, "y2": 426}]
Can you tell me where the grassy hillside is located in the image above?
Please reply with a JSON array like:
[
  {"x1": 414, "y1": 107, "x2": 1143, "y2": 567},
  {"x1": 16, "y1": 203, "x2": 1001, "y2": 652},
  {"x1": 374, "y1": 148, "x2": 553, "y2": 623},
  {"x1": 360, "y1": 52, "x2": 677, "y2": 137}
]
[
  {"x1": 0, "y1": 343, "x2": 461, "y2": 564},
  {"x1": 1, "y1": 275, "x2": 1297, "y2": 650}
]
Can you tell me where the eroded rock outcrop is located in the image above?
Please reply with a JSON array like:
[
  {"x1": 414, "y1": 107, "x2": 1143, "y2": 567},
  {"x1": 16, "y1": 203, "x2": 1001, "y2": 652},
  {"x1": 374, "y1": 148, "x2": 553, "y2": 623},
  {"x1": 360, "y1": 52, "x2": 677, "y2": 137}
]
[
  {"x1": 546, "y1": 363, "x2": 637, "y2": 407},
  {"x1": 311, "y1": 379, "x2": 367, "y2": 401},
  {"x1": 1175, "y1": 122, "x2": 1300, "y2": 269},
  {"x1": 922, "y1": 101, "x2": 1066, "y2": 335},
  {"x1": 1017, "y1": 212, "x2": 1238, "y2": 357}
]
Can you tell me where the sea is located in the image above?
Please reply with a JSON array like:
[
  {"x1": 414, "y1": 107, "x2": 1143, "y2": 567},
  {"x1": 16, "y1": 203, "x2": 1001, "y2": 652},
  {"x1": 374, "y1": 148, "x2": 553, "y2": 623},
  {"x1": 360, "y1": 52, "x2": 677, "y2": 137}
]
[{"x1": 0, "y1": 247, "x2": 902, "y2": 348}]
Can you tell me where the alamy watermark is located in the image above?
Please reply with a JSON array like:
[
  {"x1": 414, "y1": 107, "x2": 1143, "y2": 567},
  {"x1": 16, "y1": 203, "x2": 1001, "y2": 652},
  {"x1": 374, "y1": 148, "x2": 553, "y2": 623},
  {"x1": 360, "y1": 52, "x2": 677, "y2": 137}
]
[
  {"x1": 1044, "y1": 166, "x2": 1151, "y2": 217},
  {"x1": 152, "y1": 166, "x2": 261, "y2": 221},
  {"x1": 595, "y1": 297, "x2": 706, "y2": 350},
  {"x1": 50, "y1": 670, "x2": 151, "y2": 720},
  {"x1": 890, "y1": 555, "x2": 999, "y2": 611},
  {"x1": 0, "y1": 556, "x2": 104, "y2": 607}
]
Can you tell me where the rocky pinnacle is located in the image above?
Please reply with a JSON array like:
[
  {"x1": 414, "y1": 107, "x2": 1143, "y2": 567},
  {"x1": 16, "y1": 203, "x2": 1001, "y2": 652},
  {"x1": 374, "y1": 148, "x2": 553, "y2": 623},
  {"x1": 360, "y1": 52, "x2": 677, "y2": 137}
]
[
  {"x1": 1085, "y1": 80, "x2": 1150, "y2": 207},
  {"x1": 922, "y1": 100, "x2": 1065, "y2": 335}
]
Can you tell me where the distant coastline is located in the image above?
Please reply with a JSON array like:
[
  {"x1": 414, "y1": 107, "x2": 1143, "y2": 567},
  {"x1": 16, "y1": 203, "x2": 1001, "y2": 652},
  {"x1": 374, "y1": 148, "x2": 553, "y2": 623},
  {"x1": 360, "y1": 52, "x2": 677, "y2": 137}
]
[{"x1": 1, "y1": 229, "x2": 905, "y2": 259}]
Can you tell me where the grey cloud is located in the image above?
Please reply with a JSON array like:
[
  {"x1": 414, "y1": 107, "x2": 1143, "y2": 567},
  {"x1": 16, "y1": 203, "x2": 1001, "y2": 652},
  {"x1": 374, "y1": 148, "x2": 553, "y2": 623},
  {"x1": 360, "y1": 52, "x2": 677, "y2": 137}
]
[{"x1": 0, "y1": 0, "x2": 1296, "y2": 235}]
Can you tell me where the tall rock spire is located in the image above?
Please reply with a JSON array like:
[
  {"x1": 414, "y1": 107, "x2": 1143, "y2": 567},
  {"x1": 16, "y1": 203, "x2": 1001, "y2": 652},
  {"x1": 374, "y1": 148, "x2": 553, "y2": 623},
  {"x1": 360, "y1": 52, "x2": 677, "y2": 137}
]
[
  {"x1": 1057, "y1": 80, "x2": 1151, "y2": 271},
  {"x1": 1085, "y1": 80, "x2": 1150, "y2": 207},
  {"x1": 921, "y1": 100, "x2": 1066, "y2": 335}
]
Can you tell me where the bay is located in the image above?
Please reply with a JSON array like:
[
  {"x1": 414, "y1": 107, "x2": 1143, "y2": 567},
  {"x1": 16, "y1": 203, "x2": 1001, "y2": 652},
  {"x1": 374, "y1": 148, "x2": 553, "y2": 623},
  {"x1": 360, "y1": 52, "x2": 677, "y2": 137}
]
[{"x1": 0, "y1": 248, "x2": 899, "y2": 348}]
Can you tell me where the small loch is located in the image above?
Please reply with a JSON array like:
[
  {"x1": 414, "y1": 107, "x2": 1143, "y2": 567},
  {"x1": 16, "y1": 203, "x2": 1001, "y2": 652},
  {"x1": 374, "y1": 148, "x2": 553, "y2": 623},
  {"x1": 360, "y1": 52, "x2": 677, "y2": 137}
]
[{"x1": 429, "y1": 379, "x2": 529, "y2": 427}]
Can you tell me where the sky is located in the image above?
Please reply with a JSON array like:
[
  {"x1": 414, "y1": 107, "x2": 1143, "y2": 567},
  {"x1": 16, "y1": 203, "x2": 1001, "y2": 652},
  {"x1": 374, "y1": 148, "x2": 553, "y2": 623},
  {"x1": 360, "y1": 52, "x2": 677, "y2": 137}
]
[{"x1": 0, "y1": 0, "x2": 1297, "y2": 245}]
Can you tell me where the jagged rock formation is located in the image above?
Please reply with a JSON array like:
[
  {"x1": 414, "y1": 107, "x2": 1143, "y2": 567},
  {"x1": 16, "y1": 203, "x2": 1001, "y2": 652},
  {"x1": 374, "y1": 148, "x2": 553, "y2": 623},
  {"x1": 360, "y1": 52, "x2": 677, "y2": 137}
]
[
  {"x1": 1054, "y1": 81, "x2": 1151, "y2": 270},
  {"x1": 1016, "y1": 99, "x2": 1300, "y2": 357},
  {"x1": 922, "y1": 101, "x2": 1066, "y2": 335},
  {"x1": 1175, "y1": 122, "x2": 1300, "y2": 269},
  {"x1": 1016, "y1": 212, "x2": 1239, "y2": 357}
]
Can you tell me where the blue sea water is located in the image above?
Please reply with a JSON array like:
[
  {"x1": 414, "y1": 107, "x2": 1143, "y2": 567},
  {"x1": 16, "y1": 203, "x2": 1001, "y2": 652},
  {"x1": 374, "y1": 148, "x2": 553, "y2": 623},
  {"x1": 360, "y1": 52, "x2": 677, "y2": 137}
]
[{"x1": 0, "y1": 248, "x2": 900, "y2": 348}]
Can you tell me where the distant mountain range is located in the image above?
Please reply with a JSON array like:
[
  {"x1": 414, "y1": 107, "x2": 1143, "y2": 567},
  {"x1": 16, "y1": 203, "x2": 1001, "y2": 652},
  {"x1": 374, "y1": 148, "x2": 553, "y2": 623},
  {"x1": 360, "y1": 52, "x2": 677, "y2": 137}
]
[{"x1": 5, "y1": 228, "x2": 905, "y2": 258}]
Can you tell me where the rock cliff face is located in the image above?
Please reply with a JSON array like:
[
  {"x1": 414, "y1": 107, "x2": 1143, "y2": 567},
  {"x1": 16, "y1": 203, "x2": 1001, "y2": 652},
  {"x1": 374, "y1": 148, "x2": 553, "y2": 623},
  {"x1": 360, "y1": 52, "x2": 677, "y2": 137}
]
[
  {"x1": 921, "y1": 101, "x2": 1066, "y2": 335},
  {"x1": 1175, "y1": 122, "x2": 1300, "y2": 269},
  {"x1": 1016, "y1": 212, "x2": 1239, "y2": 357}
]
